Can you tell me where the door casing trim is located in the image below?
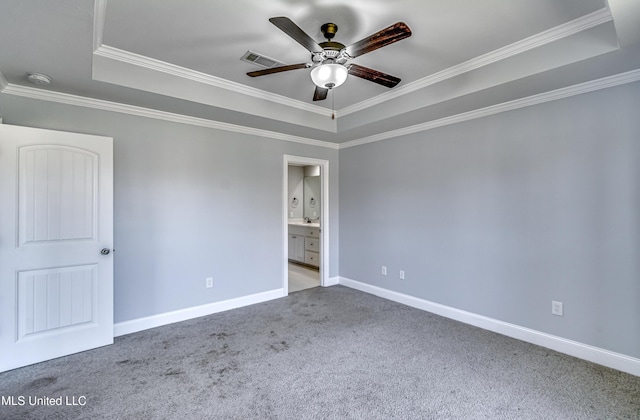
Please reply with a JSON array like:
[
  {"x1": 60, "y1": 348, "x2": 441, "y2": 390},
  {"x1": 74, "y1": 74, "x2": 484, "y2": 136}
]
[{"x1": 283, "y1": 155, "x2": 329, "y2": 294}]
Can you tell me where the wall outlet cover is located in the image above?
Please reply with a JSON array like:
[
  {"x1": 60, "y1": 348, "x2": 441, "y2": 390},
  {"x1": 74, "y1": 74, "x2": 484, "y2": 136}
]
[{"x1": 552, "y1": 301, "x2": 563, "y2": 316}]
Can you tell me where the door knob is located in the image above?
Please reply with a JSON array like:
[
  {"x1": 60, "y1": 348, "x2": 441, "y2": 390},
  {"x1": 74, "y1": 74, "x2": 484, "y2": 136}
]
[{"x1": 100, "y1": 248, "x2": 112, "y2": 255}]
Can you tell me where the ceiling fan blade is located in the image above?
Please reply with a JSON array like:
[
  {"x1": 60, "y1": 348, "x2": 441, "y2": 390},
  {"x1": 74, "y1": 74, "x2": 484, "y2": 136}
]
[
  {"x1": 345, "y1": 22, "x2": 412, "y2": 58},
  {"x1": 269, "y1": 17, "x2": 324, "y2": 53},
  {"x1": 348, "y1": 64, "x2": 401, "y2": 88},
  {"x1": 247, "y1": 63, "x2": 310, "y2": 77},
  {"x1": 313, "y1": 86, "x2": 329, "y2": 101}
]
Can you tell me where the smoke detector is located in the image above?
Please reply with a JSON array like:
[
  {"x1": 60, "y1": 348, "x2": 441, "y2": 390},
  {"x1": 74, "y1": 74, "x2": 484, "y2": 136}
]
[{"x1": 27, "y1": 73, "x2": 52, "y2": 85}]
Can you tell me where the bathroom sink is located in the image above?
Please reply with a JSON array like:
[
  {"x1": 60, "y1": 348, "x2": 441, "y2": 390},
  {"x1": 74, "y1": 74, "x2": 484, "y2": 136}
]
[{"x1": 288, "y1": 220, "x2": 320, "y2": 228}]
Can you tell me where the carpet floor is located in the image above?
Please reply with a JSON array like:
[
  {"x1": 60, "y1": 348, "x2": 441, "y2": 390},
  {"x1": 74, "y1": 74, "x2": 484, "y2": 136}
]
[{"x1": 0, "y1": 285, "x2": 638, "y2": 419}]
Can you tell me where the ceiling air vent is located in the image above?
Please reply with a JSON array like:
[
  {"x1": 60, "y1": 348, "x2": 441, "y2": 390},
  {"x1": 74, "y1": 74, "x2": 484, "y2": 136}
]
[{"x1": 241, "y1": 50, "x2": 285, "y2": 68}]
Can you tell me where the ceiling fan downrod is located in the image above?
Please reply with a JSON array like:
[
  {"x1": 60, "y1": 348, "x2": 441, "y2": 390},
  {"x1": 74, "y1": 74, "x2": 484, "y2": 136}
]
[{"x1": 321, "y1": 23, "x2": 338, "y2": 40}]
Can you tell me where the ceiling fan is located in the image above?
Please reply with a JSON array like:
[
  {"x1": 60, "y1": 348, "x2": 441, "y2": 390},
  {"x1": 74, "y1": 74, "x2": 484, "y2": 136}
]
[{"x1": 247, "y1": 17, "x2": 412, "y2": 101}]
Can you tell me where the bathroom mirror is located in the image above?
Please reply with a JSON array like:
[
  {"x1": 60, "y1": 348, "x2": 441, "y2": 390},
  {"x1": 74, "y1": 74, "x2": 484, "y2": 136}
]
[{"x1": 303, "y1": 176, "x2": 320, "y2": 219}]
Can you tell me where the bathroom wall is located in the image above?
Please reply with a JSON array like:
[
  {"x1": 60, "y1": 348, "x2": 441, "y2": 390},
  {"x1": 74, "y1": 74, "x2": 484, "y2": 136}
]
[
  {"x1": 304, "y1": 166, "x2": 321, "y2": 219},
  {"x1": 288, "y1": 165, "x2": 304, "y2": 219},
  {"x1": 288, "y1": 165, "x2": 321, "y2": 220}
]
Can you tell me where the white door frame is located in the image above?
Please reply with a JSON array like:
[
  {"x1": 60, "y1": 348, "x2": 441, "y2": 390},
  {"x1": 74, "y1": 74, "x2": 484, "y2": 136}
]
[{"x1": 283, "y1": 155, "x2": 329, "y2": 294}]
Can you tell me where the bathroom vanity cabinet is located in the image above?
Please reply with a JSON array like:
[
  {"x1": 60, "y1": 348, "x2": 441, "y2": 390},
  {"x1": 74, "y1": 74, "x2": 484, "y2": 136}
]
[{"x1": 288, "y1": 224, "x2": 320, "y2": 268}]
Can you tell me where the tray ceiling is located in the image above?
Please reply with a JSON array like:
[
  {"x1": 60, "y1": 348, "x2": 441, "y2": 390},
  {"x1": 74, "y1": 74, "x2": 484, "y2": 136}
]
[{"x1": 1, "y1": 0, "x2": 640, "y2": 145}]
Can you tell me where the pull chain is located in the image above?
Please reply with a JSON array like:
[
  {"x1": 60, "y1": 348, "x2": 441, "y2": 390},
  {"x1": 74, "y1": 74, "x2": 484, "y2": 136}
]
[{"x1": 331, "y1": 89, "x2": 336, "y2": 120}]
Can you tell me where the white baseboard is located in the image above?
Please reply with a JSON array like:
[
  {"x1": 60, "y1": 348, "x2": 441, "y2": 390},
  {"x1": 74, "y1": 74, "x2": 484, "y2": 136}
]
[
  {"x1": 114, "y1": 288, "x2": 286, "y2": 337},
  {"x1": 324, "y1": 276, "x2": 340, "y2": 287},
  {"x1": 338, "y1": 276, "x2": 640, "y2": 377}
]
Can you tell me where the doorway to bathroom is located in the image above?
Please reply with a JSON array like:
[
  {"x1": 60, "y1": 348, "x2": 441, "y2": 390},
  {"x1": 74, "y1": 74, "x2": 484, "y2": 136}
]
[{"x1": 283, "y1": 155, "x2": 329, "y2": 294}]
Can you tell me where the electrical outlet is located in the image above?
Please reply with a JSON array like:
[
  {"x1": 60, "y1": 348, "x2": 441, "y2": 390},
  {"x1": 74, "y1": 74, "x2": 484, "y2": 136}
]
[
  {"x1": 206, "y1": 277, "x2": 214, "y2": 288},
  {"x1": 399, "y1": 270, "x2": 405, "y2": 280},
  {"x1": 381, "y1": 266, "x2": 387, "y2": 276},
  {"x1": 552, "y1": 301, "x2": 563, "y2": 316}
]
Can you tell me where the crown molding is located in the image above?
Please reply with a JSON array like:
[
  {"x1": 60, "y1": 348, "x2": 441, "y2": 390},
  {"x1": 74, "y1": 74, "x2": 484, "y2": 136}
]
[
  {"x1": 0, "y1": 70, "x2": 8, "y2": 91},
  {"x1": 4, "y1": 68, "x2": 637, "y2": 152},
  {"x1": 91, "y1": 4, "x2": 612, "y2": 125},
  {"x1": 93, "y1": 0, "x2": 108, "y2": 51},
  {"x1": 92, "y1": 1, "x2": 328, "y2": 117},
  {"x1": 339, "y1": 7, "x2": 614, "y2": 117},
  {"x1": 339, "y1": 68, "x2": 640, "y2": 149},
  {"x1": 1, "y1": 84, "x2": 338, "y2": 150},
  {"x1": 94, "y1": 45, "x2": 331, "y2": 117},
  {"x1": 607, "y1": 0, "x2": 640, "y2": 47}
]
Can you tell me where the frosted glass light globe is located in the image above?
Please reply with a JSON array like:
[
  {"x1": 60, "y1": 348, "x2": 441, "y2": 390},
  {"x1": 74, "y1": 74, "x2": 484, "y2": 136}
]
[{"x1": 310, "y1": 63, "x2": 348, "y2": 89}]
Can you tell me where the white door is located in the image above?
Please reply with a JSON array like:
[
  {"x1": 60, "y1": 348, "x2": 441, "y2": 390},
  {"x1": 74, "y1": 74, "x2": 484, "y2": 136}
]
[{"x1": 0, "y1": 124, "x2": 113, "y2": 372}]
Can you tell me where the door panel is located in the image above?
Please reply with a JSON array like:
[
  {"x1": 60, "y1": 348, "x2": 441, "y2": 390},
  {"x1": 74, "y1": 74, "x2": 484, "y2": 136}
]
[
  {"x1": 17, "y1": 265, "x2": 97, "y2": 340},
  {"x1": 19, "y1": 146, "x2": 97, "y2": 244},
  {"x1": 0, "y1": 124, "x2": 113, "y2": 372}
]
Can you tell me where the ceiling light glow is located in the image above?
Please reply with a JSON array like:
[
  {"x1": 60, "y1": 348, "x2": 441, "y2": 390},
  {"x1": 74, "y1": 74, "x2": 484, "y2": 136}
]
[{"x1": 310, "y1": 63, "x2": 348, "y2": 89}]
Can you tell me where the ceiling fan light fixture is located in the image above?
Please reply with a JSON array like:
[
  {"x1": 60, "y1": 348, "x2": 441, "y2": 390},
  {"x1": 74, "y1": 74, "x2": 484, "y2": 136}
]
[{"x1": 310, "y1": 63, "x2": 348, "y2": 89}]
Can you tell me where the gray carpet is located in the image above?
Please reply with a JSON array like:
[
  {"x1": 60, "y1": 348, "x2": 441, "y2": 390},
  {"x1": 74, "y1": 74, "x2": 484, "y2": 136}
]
[{"x1": 1, "y1": 286, "x2": 638, "y2": 419}]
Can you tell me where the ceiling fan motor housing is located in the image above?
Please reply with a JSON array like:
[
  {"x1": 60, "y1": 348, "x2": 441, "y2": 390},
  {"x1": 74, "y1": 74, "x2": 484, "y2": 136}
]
[{"x1": 314, "y1": 38, "x2": 348, "y2": 64}]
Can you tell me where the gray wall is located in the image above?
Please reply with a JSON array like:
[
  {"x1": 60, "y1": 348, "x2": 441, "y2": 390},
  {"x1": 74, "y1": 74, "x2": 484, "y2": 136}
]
[
  {"x1": 339, "y1": 82, "x2": 640, "y2": 358},
  {"x1": 2, "y1": 81, "x2": 639, "y2": 360},
  {"x1": 0, "y1": 95, "x2": 339, "y2": 323}
]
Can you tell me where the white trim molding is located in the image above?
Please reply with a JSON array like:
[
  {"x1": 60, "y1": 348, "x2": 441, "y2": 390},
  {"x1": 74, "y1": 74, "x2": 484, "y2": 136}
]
[
  {"x1": 338, "y1": 277, "x2": 640, "y2": 377},
  {"x1": 339, "y1": 7, "x2": 614, "y2": 117},
  {"x1": 3, "y1": 68, "x2": 639, "y2": 151},
  {"x1": 283, "y1": 155, "x2": 331, "y2": 294},
  {"x1": 93, "y1": 0, "x2": 108, "y2": 51},
  {"x1": 89, "y1": 0, "x2": 613, "y2": 125},
  {"x1": 94, "y1": 45, "x2": 331, "y2": 118},
  {"x1": 114, "y1": 288, "x2": 285, "y2": 337},
  {"x1": 0, "y1": 70, "x2": 8, "y2": 91},
  {"x1": 324, "y1": 276, "x2": 340, "y2": 287},
  {"x1": 339, "y1": 68, "x2": 640, "y2": 149},
  {"x1": 1, "y1": 83, "x2": 339, "y2": 150}
]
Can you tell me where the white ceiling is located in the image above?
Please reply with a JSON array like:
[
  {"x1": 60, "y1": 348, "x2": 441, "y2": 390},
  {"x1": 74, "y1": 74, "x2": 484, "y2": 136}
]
[{"x1": 1, "y1": 0, "x2": 640, "y2": 145}]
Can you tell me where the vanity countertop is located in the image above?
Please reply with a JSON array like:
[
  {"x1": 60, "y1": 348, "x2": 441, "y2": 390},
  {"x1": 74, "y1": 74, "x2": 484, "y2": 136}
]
[{"x1": 288, "y1": 220, "x2": 320, "y2": 228}]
